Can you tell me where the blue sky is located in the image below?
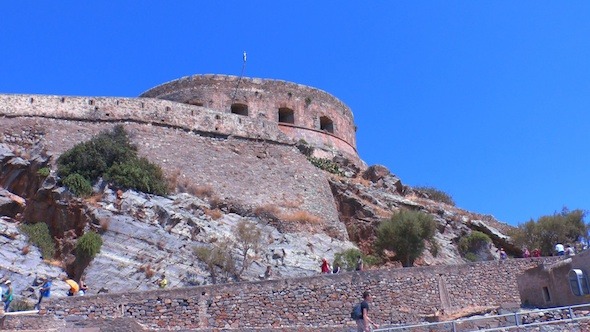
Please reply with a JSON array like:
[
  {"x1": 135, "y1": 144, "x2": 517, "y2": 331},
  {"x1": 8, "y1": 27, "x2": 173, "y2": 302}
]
[{"x1": 1, "y1": 2, "x2": 588, "y2": 226}]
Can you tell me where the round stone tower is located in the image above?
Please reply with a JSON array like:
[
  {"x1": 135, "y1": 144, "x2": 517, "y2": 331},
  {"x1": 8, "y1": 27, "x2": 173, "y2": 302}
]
[{"x1": 140, "y1": 74, "x2": 358, "y2": 160}]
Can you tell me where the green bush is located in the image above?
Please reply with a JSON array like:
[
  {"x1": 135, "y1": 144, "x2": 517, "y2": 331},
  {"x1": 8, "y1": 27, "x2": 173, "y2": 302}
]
[
  {"x1": 307, "y1": 156, "x2": 344, "y2": 176},
  {"x1": 57, "y1": 125, "x2": 168, "y2": 196},
  {"x1": 333, "y1": 248, "x2": 362, "y2": 271},
  {"x1": 37, "y1": 167, "x2": 50, "y2": 177},
  {"x1": 375, "y1": 209, "x2": 436, "y2": 267},
  {"x1": 62, "y1": 173, "x2": 93, "y2": 197},
  {"x1": 458, "y1": 231, "x2": 491, "y2": 255},
  {"x1": 105, "y1": 157, "x2": 168, "y2": 196},
  {"x1": 19, "y1": 222, "x2": 55, "y2": 259},
  {"x1": 75, "y1": 232, "x2": 103, "y2": 260},
  {"x1": 464, "y1": 252, "x2": 478, "y2": 262},
  {"x1": 57, "y1": 125, "x2": 135, "y2": 181},
  {"x1": 414, "y1": 186, "x2": 455, "y2": 206},
  {"x1": 429, "y1": 240, "x2": 440, "y2": 257}
]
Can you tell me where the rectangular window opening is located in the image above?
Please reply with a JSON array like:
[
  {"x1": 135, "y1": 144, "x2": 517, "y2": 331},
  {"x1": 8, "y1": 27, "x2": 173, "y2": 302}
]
[{"x1": 542, "y1": 287, "x2": 551, "y2": 302}]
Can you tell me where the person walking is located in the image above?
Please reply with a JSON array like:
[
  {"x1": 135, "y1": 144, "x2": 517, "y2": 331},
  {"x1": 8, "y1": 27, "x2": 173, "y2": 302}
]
[
  {"x1": 320, "y1": 258, "x2": 331, "y2": 274},
  {"x1": 2, "y1": 280, "x2": 13, "y2": 312},
  {"x1": 356, "y1": 255, "x2": 364, "y2": 271},
  {"x1": 35, "y1": 277, "x2": 52, "y2": 310},
  {"x1": 355, "y1": 291, "x2": 378, "y2": 332}
]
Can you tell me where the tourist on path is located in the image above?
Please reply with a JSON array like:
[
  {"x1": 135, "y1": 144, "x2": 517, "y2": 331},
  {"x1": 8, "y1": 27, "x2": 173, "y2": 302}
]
[
  {"x1": 320, "y1": 258, "x2": 331, "y2": 273},
  {"x1": 356, "y1": 256, "x2": 364, "y2": 271},
  {"x1": 2, "y1": 280, "x2": 13, "y2": 312},
  {"x1": 157, "y1": 274, "x2": 168, "y2": 288},
  {"x1": 555, "y1": 243, "x2": 565, "y2": 256},
  {"x1": 356, "y1": 291, "x2": 378, "y2": 332},
  {"x1": 35, "y1": 277, "x2": 52, "y2": 310}
]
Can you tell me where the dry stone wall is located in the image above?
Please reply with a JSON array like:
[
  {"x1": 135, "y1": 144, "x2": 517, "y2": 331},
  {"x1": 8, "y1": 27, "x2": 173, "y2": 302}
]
[{"x1": 35, "y1": 257, "x2": 561, "y2": 331}]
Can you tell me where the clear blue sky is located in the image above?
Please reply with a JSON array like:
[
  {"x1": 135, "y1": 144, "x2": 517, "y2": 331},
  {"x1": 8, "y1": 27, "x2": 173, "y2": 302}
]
[{"x1": 1, "y1": 2, "x2": 588, "y2": 226}]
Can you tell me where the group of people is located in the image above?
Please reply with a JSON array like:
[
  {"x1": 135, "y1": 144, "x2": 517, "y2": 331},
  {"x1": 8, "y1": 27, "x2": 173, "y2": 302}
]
[
  {"x1": 523, "y1": 248, "x2": 542, "y2": 257},
  {"x1": 0, "y1": 275, "x2": 89, "y2": 312},
  {"x1": 554, "y1": 243, "x2": 576, "y2": 256},
  {"x1": 320, "y1": 256, "x2": 364, "y2": 274}
]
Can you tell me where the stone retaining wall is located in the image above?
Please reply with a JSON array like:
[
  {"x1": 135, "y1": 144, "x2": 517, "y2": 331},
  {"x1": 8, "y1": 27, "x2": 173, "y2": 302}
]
[{"x1": 32, "y1": 257, "x2": 561, "y2": 331}]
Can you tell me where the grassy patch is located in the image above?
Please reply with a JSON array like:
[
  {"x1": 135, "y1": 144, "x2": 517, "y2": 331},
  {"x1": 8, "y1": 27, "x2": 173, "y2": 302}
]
[{"x1": 19, "y1": 223, "x2": 56, "y2": 259}]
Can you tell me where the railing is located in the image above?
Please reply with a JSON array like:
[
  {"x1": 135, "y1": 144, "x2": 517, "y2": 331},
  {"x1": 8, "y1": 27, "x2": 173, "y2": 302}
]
[
  {"x1": 374, "y1": 303, "x2": 590, "y2": 331},
  {"x1": 2, "y1": 309, "x2": 39, "y2": 316}
]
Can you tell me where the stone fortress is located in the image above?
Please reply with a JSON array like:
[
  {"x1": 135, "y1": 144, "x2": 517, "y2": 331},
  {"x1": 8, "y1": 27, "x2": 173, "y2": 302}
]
[
  {"x1": 0, "y1": 74, "x2": 359, "y2": 163},
  {"x1": 141, "y1": 74, "x2": 358, "y2": 161},
  {"x1": 0, "y1": 75, "x2": 587, "y2": 330}
]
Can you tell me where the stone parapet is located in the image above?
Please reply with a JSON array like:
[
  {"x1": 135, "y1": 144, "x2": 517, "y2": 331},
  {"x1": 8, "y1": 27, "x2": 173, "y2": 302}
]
[
  {"x1": 0, "y1": 90, "x2": 359, "y2": 163},
  {"x1": 33, "y1": 257, "x2": 561, "y2": 331}
]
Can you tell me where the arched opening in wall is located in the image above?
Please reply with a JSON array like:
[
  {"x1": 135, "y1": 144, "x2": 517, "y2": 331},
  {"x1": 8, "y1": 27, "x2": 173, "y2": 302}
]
[
  {"x1": 231, "y1": 103, "x2": 248, "y2": 116},
  {"x1": 320, "y1": 116, "x2": 334, "y2": 133},
  {"x1": 278, "y1": 108, "x2": 295, "y2": 124}
]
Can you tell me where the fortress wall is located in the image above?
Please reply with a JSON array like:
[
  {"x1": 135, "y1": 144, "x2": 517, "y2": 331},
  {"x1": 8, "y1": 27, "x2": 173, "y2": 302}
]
[
  {"x1": 0, "y1": 93, "x2": 359, "y2": 161},
  {"x1": 36, "y1": 257, "x2": 559, "y2": 330},
  {"x1": 140, "y1": 75, "x2": 357, "y2": 153}
]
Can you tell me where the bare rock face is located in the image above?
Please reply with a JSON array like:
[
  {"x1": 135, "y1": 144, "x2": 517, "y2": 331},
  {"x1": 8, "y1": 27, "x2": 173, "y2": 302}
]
[
  {"x1": 0, "y1": 121, "x2": 517, "y2": 301},
  {"x1": 362, "y1": 164, "x2": 404, "y2": 194},
  {"x1": 330, "y1": 163, "x2": 514, "y2": 264}
]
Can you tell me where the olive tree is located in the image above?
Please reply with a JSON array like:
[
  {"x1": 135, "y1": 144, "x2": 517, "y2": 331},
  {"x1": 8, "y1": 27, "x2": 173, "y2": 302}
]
[
  {"x1": 509, "y1": 208, "x2": 588, "y2": 256},
  {"x1": 375, "y1": 209, "x2": 436, "y2": 267}
]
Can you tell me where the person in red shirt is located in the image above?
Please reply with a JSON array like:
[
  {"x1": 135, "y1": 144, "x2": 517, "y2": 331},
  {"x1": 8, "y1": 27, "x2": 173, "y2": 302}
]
[{"x1": 320, "y1": 258, "x2": 331, "y2": 273}]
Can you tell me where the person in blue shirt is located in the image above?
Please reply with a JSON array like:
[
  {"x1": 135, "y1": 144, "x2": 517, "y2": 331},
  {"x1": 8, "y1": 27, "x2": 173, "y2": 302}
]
[
  {"x1": 2, "y1": 280, "x2": 13, "y2": 312},
  {"x1": 35, "y1": 277, "x2": 52, "y2": 310}
]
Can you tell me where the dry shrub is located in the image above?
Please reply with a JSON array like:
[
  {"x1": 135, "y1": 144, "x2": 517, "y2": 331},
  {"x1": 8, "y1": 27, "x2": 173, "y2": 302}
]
[
  {"x1": 208, "y1": 195, "x2": 223, "y2": 209},
  {"x1": 85, "y1": 193, "x2": 104, "y2": 206},
  {"x1": 99, "y1": 218, "x2": 110, "y2": 232},
  {"x1": 204, "y1": 208, "x2": 223, "y2": 220},
  {"x1": 21, "y1": 245, "x2": 30, "y2": 255},
  {"x1": 167, "y1": 169, "x2": 181, "y2": 192},
  {"x1": 253, "y1": 204, "x2": 281, "y2": 219},
  {"x1": 280, "y1": 196, "x2": 303, "y2": 209},
  {"x1": 139, "y1": 264, "x2": 155, "y2": 278},
  {"x1": 280, "y1": 210, "x2": 322, "y2": 223},
  {"x1": 189, "y1": 184, "x2": 214, "y2": 199}
]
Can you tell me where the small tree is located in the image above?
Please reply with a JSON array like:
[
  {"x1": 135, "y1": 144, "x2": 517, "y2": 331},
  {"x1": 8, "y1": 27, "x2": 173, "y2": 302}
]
[
  {"x1": 76, "y1": 232, "x2": 103, "y2": 260},
  {"x1": 234, "y1": 219, "x2": 263, "y2": 277},
  {"x1": 509, "y1": 208, "x2": 588, "y2": 256},
  {"x1": 375, "y1": 209, "x2": 436, "y2": 267},
  {"x1": 194, "y1": 239, "x2": 236, "y2": 284}
]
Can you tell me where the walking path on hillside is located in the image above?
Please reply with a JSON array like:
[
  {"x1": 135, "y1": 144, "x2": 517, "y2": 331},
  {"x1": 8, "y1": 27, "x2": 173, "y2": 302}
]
[{"x1": 375, "y1": 303, "x2": 590, "y2": 332}]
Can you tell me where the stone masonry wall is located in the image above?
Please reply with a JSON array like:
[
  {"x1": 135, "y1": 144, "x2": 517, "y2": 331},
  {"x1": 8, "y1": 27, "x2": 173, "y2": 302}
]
[
  {"x1": 0, "y1": 92, "x2": 359, "y2": 163},
  {"x1": 35, "y1": 257, "x2": 560, "y2": 331}
]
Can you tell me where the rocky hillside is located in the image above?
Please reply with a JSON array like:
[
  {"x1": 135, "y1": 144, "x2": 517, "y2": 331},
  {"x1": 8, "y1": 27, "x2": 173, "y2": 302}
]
[{"x1": 0, "y1": 120, "x2": 516, "y2": 304}]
